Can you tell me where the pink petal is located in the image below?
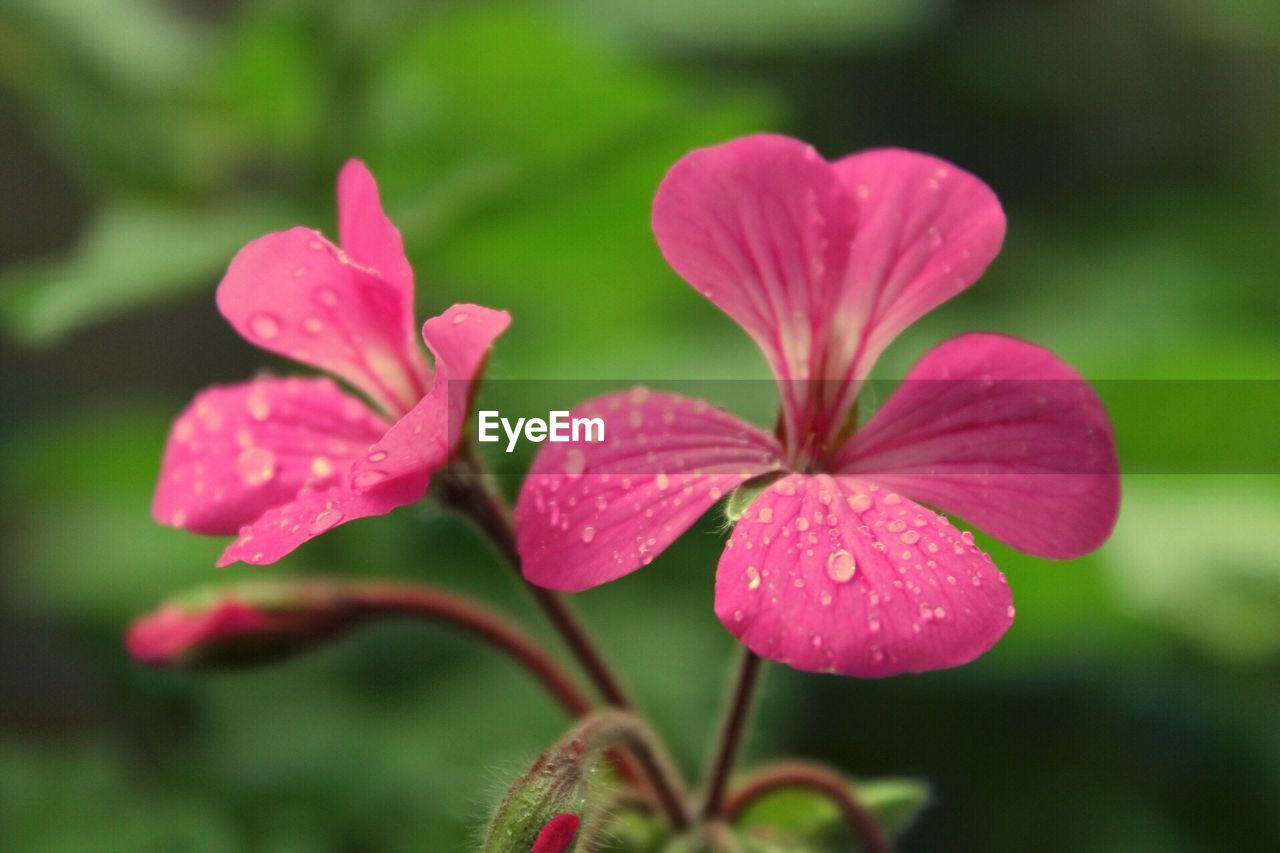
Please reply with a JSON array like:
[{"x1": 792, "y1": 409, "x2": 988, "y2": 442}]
[
  {"x1": 152, "y1": 376, "x2": 388, "y2": 535},
  {"x1": 651, "y1": 134, "x2": 856, "y2": 455},
  {"x1": 336, "y1": 160, "x2": 415, "y2": 324},
  {"x1": 217, "y1": 474, "x2": 429, "y2": 567},
  {"x1": 516, "y1": 390, "x2": 783, "y2": 592},
  {"x1": 834, "y1": 333, "x2": 1119, "y2": 558},
  {"x1": 216, "y1": 227, "x2": 429, "y2": 417},
  {"x1": 829, "y1": 148, "x2": 1005, "y2": 375},
  {"x1": 349, "y1": 304, "x2": 511, "y2": 491},
  {"x1": 715, "y1": 473, "x2": 1014, "y2": 677},
  {"x1": 651, "y1": 136, "x2": 1005, "y2": 456}
]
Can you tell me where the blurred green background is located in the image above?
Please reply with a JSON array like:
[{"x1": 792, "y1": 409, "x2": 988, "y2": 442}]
[{"x1": 1, "y1": 0, "x2": 1278, "y2": 850}]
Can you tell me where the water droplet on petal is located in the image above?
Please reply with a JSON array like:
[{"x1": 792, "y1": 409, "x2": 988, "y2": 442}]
[
  {"x1": 1007, "y1": 605, "x2": 1016, "y2": 618},
  {"x1": 756, "y1": 507, "x2": 773, "y2": 524},
  {"x1": 302, "y1": 316, "x2": 325, "y2": 335},
  {"x1": 314, "y1": 287, "x2": 339, "y2": 307},
  {"x1": 310, "y1": 456, "x2": 334, "y2": 478},
  {"x1": 847, "y1": 493, "x2": 872, "y2": 513},
  {"x1": 746, "y1": 565, "x2": 761, "y2": 591},
  {"x1": 733, "y1": 609, "x2": 744, "y2": 622},
  {"x1": 366, "y1": 450, "x2": 388, "y2": 463},
  {"x1": 655, "y1": 473, "x2": 669, "y2": 491},
  {"x1": 310, "y1": 509, "x2": 343, "y2": 533},
  {"x1": 451, "y1": 311, "x2": 469, "y2": 325},
  {"x1": 900, "y1": 529, "x2": 920, "y2": 545},
  {"x1": 580, "y1": 525, "x2": 595, "y2": 543},
  {"x1": 826, "y1": 549, "x2": 856, "y2": 583},
  {"x1": 236, "y1": 447, "x2": 277, "y2": 486},
  {"x1": 353, "y1": 470, "x2": 386, "y2": 489},
  {"x1": 249, "y1": 313, "x2": 281, "y2": 340},
  {"x1": 795, "y1": 517, "x2": 810, "y2": 532}
]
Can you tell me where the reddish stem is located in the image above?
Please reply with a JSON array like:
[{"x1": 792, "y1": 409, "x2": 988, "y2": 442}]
[
  {"x1": 700, "y1": 649, "x2": 763, "y2": 819},
  {"x1": 723, "y1": 761, "x2": 891, "y2": 853},
  {"x1": 436, "y1": 458, "x2": 633, "y2": 711},
  {"x1": 341, "y1": 582, "x2": 592, "y2": 717}
]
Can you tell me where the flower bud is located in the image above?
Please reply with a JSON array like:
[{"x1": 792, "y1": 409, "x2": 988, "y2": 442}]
[
  {"x1": 531, "y1": 814, "x2": 580, "y2": 853},
  {"x1": 483, "y1": 734, "x2": 599, "y2": 852},
  {"x1": 126, "y1": 582, "x2": 345, "y2": 668}
]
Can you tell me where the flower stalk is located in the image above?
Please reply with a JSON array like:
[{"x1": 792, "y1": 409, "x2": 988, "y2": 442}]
[{"x1": 700, "y1": 649, "x2": 764, "y2": 820}]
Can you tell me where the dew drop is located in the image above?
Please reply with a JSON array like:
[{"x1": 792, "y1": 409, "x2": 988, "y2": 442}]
[
  {"x1": 756, "y1": 507, "x2": 773, "y2": 524},
  {"x1": 655, "y1": 473, "x2": 669, "y2": 491},
  {"x1": 795, "y1": 517, "x2": 810, "y2": 532},
  {"x1": 302, "y1": 316, "x2": 325, "y2": 335},
  {"x1": 746, "y1": 565, "x2": 761, "y2": 591},
  {"x1": 314, "y1": 287, "x2": 339, "y2": 307},
  {"x1": 900, "y1": 529, "x2": 921, "y2": 545},
  {"x1": 352, "y1": 469, "x2": 386, "y2": 489},
  {"x1": 310, "y1": 456, "x2": 334, "y2": 478},
  {"x1": 887, "y1": 519, "x2": 907, "y2": 533},
  {"x1": 1007, "y1": 605, "x2": 1016, "y2": 618},
  {"x1": 733, "y1": 609, "x2": 744, "y2": 623},
  {"x1": 451, "y1": 311, "x2": 469, "y2": 325},
  {"x1": 367, "y1": 450, "x2": 389, "y2": 463},
  {"x1": 580, "y1": 525, "x2": 595, "y2": 543},
  {"x1": 236, "y1": 447, "x2": 277, "y2": 486},
  {"x1": 826, "y1": 549, "x2": 857, "y2": 583},
  {"x1": 310, "y1": 510, "x2": 343, "y2": 533},
  {"x1": 249, "y1": 313, "x2": 281, "y2": 340},
  {"x1": 847, "y1": 493, "x2": 872, "y2": 512},
  {"x1": 564, "y1": 449, "x2": 586, "y2": 477}
]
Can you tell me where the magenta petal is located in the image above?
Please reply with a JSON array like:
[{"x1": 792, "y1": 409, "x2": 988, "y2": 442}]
[
  {"x1": 516, "y1": 390, "x2": 784, "y2": 592},
  {"x1": 835, "y1": 333, "x2": 1119, "y2": 558},
  {"x1": 216, "y1": 227, "x2": 429, "y2": 416},
  {"x1": 349, "y1": 304, "x2": 511, "y2": 491},
  {"x1": 715, "y1": 474, "x2": 1014, "y2": 677},
  {"x1": 651, "y1": 134, "x2": 856, "y2": 449},
  {"x1": 152, "y1": 376, "x2": 387, "y2": 535},
  {"x1": 336, "y1": 159, "x2": 415, "y2": 323},
  {"x1": 217, "y1": 474, "x2": 429, "y2": 567},
  {"x1": 830, "y1": 148, "x2": 1005, "y2": 377}
]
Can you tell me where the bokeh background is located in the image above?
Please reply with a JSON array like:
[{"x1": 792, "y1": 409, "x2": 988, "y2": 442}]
[{"x1": 2, "y1": 1, "x2": 1278, "y2": 850}]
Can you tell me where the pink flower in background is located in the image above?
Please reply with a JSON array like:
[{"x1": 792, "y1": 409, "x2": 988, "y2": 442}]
[
  {"x1": 153, "y1": 161, "x2": 509, "y2": 566},
  {"x1": 516, "y1": 134, "x2": 1119, "y2": 677}
]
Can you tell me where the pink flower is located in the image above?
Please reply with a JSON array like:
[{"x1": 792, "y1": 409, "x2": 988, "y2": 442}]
[
  {"x1": 152, "y1": 161, "x2": 509, "y2": 566},
  {"x1": 515, "y1": 134, "x2": 1118, "y2": 677}
]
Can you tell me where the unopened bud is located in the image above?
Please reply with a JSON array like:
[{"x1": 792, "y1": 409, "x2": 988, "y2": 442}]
[
  {"x1": 531, "y1": 814, "x2": 580, "y2": 853},
  {"x1": 126, "y1": 582, "x2": 344, "y2": 668},
  {"x1": 483, "y1": 734, "x2": 600, "y2": 852}
]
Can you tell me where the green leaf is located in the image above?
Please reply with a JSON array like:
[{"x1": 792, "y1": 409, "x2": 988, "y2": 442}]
[
  {"x1": 735, "y1": 776, "x2": 930, "y2": 852},
  {"x1": 0, "y1": 200, "x2": 293, "y2": 346}
]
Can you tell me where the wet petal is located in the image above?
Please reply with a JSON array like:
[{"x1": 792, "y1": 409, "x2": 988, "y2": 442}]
[
  {"x1": 216, "y1": 226, "x2": 429, "y2": 416},
  {"x1": 516, "y1": 390, "x2": 783, "y2": 592},
  {"x1": 349, "y1": 304, "x2": 511, "y2": 491},
  {"x1": 152, "y1": 376, "x2": 387, "y2": 535},
  {"x1": 651, "y1": 134, "x2": 855, "y2": 452},
  {"x1": 715, "y1": 473, "x2": 1014, "y2": 677},
  {"x1": 217, "y1": 473, "x2": 430, "y2": 567},
  {"x1": 337, "y1": 159, "x2": 415, "y2": 326},
  {"x1": 835, "y1": 334, "x2": 1119, "y2": 558},
  {"x1": 827, "y1": 148, "x2": 1005, "y2": 382}
]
